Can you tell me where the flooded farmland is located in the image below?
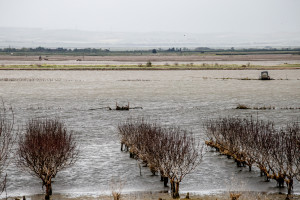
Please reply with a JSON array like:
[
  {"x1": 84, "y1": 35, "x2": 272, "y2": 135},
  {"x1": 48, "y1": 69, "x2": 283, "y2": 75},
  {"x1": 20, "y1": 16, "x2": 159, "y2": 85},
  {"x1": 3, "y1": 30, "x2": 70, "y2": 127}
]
[{"x1": 0, "y1": 70, "x2": 299, "y2": 197}]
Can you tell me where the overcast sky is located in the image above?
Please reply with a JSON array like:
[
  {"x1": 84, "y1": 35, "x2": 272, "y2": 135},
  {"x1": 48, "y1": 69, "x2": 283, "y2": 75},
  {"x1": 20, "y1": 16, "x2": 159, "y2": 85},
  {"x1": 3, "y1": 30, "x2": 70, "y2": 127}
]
[{"x1": 0, "y1": 0, "x2": 300, "y2": 33}]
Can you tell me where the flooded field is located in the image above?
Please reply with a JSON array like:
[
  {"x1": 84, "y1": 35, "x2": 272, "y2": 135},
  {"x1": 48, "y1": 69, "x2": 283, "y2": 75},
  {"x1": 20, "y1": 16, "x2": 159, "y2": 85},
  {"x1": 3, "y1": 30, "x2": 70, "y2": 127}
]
[{"x1": 0, "y1": 70, "x2": 299, "y2": 197}]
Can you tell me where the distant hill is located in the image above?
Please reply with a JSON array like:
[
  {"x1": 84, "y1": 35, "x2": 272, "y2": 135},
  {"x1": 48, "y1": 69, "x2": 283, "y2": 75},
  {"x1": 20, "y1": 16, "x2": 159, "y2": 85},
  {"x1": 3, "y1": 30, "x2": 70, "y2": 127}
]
[{"x1": 1, "y1": 27, "x2": 300, "y2": 49}]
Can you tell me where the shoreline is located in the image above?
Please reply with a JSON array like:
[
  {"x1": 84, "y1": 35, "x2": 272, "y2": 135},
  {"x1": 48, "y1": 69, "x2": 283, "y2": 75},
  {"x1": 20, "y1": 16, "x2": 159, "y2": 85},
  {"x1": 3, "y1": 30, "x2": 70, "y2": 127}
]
[{"x1": 6, "y1": 191, "x2": 300, "y2": 200}]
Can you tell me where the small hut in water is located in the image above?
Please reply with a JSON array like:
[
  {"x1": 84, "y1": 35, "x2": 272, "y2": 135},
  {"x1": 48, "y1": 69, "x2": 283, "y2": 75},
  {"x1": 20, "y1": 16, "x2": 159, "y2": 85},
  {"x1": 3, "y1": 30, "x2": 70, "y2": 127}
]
[{"x1": 260, "y1": 71, "x2": 270, "y2": 80}]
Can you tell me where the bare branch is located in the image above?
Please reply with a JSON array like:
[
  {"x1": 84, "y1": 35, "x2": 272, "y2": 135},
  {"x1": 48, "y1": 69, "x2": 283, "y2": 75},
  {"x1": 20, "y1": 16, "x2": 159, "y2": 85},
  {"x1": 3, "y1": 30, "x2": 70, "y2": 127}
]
[{"x1": 16, "y1": 118, "x2": 79, "y2": 200}]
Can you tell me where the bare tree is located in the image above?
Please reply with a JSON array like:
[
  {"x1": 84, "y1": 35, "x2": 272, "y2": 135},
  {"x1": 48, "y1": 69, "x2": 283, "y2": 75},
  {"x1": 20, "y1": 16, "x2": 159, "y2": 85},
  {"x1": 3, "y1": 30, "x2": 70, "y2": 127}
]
[
  {"x1": 205, "y1": 116, "x2": 300, "y2": 199},
  {"x1": 118, "y1": 119, "x2": 203, "y2": 199},
  {"x1": 0, "y1": 101, "x2": 15, "y2": 195},
  {"x1": 17, "y1": 118, "x2": 79, "y2": 200},
  {"x1": 160, "y1": 128, "x2": 203, "y2": 198},
  {"x1": 268, "y1": 123, "x2": 300, "y2": 199}
]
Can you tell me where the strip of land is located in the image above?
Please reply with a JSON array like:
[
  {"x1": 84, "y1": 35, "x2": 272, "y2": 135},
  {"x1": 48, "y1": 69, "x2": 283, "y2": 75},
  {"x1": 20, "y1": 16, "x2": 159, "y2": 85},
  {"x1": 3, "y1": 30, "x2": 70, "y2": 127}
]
[
  {"x1": 1, "y1": 54, "x2": 300, "y2": 61},
  {"x1": 0, "y1": 54, "x2": 300, "y2": 70}
]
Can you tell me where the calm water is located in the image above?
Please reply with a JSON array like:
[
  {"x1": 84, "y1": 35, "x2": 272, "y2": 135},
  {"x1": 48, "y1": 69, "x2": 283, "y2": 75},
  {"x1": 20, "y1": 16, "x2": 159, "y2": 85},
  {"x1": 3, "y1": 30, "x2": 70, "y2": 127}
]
[{"x1": 0, "y1": 70, "x2": 299, "y2": 197}]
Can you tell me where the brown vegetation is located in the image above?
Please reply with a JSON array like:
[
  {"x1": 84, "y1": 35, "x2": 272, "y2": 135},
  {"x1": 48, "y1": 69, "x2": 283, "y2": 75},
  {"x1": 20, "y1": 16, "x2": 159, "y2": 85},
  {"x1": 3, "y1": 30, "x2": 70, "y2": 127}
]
[
  {"x1": 110, "y1": 178, "x2": 124, "y2": 200},
  {"x1": 205, "y1": 116, "x2": 300, "y2": 200},
  {"x1": 16, "y1": 118, "x2": 79, "y2": 200},
  {"x1": 118, "y1": 119, "x2": 203, "y2": 199}
]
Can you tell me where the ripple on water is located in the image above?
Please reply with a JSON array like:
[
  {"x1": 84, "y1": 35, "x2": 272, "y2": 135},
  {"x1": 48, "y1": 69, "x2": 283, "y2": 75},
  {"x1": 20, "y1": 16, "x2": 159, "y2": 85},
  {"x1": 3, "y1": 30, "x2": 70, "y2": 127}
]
[{"x1": 0, "y1": 70, "x2": 299, "y2": 197}]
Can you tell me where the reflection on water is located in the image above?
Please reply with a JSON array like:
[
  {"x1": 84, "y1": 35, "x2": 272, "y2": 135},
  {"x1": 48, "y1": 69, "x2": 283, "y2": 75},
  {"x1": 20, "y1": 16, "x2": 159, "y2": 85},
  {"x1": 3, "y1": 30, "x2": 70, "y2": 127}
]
[{"x1": 0, "y1": 70, "x2": 299, "y2": 197}]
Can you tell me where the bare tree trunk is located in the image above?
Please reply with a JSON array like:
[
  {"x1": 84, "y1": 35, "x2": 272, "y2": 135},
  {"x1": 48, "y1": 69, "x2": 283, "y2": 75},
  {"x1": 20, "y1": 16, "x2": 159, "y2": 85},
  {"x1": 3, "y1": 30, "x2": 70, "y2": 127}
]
[
  {"x1": 260, "y1": 170, "x2": 264, "y2": 177},
  {"x1": 277, "y1": 176, "x2": 285, "y2": 188},
  {"x1": 151, "y1": 170, "x2": 156, "y2": 175},
  {"x1": 287, "y1": 178, "x2": 293, "y2": 195},
  {"x1": 149, "y1": 165, "x2": 156, "y2": 175},
  {"x1": 129, "y1": 152, "x2": 135, "y2": 158},
  {"x1": 170, "y1": 180, "x2": 175, "y2": 198},
  {"x1": 173, "y1": 182, "x2": 180, "y2": 199},
  {"x1": 236, "y1": 160, "x2": 241, "y2": 167},
  {"x1": 49, "y1": 183, "x2": 52, "y2": 195},
  {"x1": 138, "y1": 163, "x2": 142, "y2": 176},
  {"x1": 45, "y1": 181, "x2": 52, "y2": 200},
  {"x1": 164, "y1": 177, "x2": 168, "y2": 187}
]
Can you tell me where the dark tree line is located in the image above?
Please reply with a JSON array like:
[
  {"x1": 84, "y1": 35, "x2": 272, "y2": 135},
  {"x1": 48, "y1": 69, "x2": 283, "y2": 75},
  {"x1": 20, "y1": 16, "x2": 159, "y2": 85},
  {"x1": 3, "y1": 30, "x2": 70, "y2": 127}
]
[
  {"x1": 0, "y1": 47, "x2": 108, "y2": 53},
  {"x1": 118, "y1": 119, "x2": 203, "y2": 199},
  {"x1": 2, "y1": 47, "x2": 299, "y2": 54},
  {"x1": 205, "y1": 116, "x2": 300, "y2": 200}
]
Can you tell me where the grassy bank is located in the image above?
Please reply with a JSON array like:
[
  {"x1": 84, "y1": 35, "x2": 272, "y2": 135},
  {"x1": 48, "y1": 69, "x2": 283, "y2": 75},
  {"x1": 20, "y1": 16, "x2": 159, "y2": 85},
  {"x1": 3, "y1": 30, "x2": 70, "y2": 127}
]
[{"x1": 1, "y1": 63, "x2": 300, "y2": 70}]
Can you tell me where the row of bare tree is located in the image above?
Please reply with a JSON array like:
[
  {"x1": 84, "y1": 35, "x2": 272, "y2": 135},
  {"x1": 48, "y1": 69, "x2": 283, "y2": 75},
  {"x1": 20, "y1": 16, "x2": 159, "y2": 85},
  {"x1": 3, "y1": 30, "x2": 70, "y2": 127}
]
[
  {"x1": 118, "y1": 119, "x2": 203, "y2": 199},
  {"x1": 205, "y1": 116, "x2": 300, "y2": 199},
  {"x1": 0, "y1": 103, "x2": 78, "y2": 200}
]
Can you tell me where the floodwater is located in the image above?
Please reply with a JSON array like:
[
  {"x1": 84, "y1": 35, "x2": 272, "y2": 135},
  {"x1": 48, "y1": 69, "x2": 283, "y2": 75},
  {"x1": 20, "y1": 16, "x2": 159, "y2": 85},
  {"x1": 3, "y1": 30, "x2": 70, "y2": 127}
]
[{"x1": 0, "y1": 70, "x2": 299, "y2": 197}]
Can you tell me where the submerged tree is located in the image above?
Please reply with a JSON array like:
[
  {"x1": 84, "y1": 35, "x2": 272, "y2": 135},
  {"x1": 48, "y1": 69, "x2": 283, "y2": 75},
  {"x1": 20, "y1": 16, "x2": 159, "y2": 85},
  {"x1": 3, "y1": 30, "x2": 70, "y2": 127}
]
[
  {"x1": 160, "y1": 128, "x2": 203, "y2": 198},
  {"x1": 205, "y1": 116, "x2": 300, "y2": 199},
  {"x1": 118, "y1": 119, "x2": 203, "y2": 199},
  {"x1": 269, "y1": 123, "x2": 300, "y2": 199},
  {"x1": 0, "y1": 102, "x2": 15, "y2": 195},
  {"x1": 17, "y1": 118, "x2": 79, "y2": 200}
]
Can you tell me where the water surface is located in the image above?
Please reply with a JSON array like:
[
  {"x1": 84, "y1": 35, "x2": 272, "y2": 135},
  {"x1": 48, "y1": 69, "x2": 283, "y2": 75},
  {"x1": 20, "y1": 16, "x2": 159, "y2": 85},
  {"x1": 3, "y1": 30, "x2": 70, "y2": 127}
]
[{"x1": 0, "y1": 70, "x2": 299, "y2": 197}]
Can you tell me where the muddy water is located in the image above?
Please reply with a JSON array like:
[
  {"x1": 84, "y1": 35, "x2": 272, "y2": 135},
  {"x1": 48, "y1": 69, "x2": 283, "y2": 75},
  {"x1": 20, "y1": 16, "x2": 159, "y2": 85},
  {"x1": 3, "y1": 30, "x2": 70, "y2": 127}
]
[{"x1": 0, "y1": 70, "x2": 299, "y2": 197}]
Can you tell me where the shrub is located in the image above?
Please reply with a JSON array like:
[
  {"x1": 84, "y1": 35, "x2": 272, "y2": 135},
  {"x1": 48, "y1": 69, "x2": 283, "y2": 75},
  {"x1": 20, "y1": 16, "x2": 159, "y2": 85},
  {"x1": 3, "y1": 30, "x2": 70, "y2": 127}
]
[{"x1": 146, "y1": 61, "x2": 152, "y2": 67}]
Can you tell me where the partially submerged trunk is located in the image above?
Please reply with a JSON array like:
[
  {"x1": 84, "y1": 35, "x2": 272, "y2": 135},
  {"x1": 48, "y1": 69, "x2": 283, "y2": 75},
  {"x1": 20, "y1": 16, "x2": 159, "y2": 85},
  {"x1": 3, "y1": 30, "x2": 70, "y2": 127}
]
[
  {"x1": 45, "y1": 181, "x2": 52, "y2": 200},
  {"x1": 277, "y1": 177, "x2": 285, "y2": 188},
  {"x1": 164, "y1": 176, "x2": 168, "y2": 187},
  {"x1": 173, "y1": 181, "x2": 180, "y2": 199},
  {"x1": 286, "y1": 178, "x2": 293, "y2": 200},
  {"x1": 149, "y1": 165, "x2": 156, "y2": 175},
  {"x1": 170, "y1": 179, "x2": 175, "y2": 198}
]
